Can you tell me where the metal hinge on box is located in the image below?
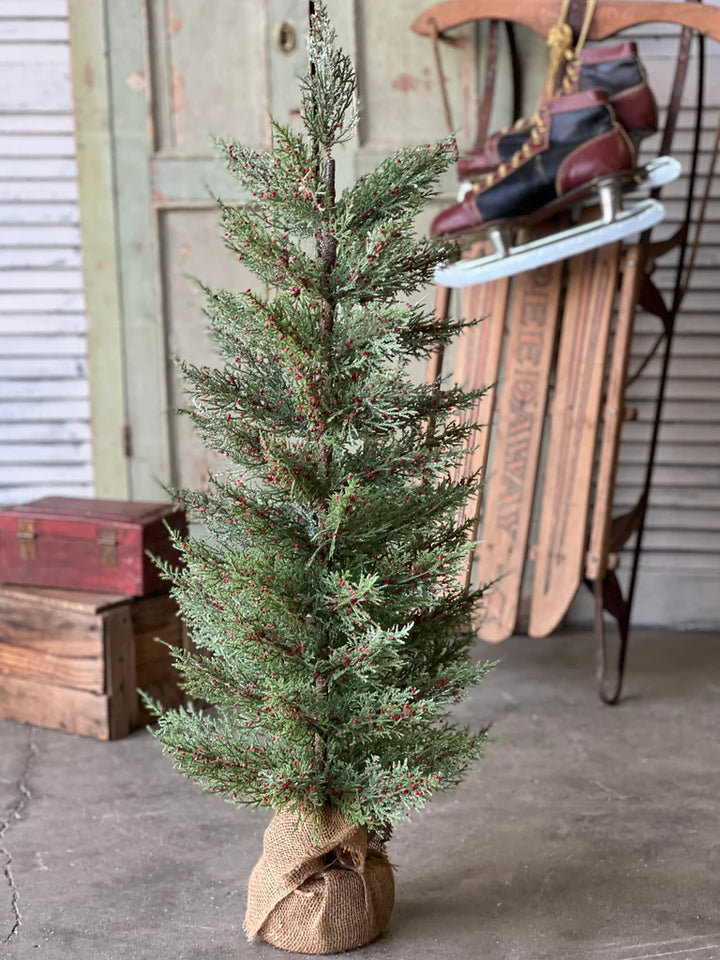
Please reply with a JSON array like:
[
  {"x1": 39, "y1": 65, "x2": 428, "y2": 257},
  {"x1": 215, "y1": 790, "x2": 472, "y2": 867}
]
[
  {"x1": 98, "y1": 526, "x2": 118, "y2": 566},
  {"x1": 17, "y1": 518, "x2": 36, "y2": 560}
]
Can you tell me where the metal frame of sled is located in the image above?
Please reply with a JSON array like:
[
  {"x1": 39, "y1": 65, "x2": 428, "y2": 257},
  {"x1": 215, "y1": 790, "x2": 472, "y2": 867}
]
[{"x1": 416, "y1": 0, "x2": 720, "y2": 703}]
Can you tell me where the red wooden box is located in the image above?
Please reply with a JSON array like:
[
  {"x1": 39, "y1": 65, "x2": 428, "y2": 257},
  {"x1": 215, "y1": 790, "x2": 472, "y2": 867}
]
[{"x1": 0, "y1": 498, "x2": 187, "y2": 596}]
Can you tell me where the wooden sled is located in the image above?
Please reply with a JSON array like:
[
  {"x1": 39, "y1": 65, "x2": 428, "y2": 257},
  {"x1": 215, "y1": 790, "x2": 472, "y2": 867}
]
[{"x1": 416, "y1": 0, "x2": 720, "y2": 702}]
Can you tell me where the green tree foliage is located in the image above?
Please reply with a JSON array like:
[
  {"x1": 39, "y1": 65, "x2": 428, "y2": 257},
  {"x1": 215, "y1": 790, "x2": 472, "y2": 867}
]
[{"x1": 147, "y1": 4, "x2": 493, "y2": 832}]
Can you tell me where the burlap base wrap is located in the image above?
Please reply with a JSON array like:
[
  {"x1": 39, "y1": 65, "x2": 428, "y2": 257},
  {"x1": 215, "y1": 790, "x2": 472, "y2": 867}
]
[{"x1": 244, "y1": 805, "x2": 395, "y2": 954}]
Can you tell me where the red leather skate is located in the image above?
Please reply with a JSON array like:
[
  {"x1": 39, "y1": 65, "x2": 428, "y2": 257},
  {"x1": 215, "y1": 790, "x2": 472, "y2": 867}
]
[
  {"x1": 457, "y1": 42, "x2": 656, "y2": 181},
  {"x1": 432, "y1": 90, "x2": 636, "y2": 239}
]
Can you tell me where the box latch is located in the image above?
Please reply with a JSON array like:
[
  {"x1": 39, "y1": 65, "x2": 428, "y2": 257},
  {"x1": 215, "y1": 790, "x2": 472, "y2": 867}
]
[
  {"x1": 98, "y1": 525, "x2": 118, "y2": 566},
  {"x1": 17, "y1": 518, "x2": 36, "y2": 560}
]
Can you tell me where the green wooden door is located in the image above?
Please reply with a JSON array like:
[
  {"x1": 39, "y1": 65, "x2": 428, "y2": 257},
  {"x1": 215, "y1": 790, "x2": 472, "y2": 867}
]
[{"x1": 71, "y1": 0, "x2": 504, "y2": 500}]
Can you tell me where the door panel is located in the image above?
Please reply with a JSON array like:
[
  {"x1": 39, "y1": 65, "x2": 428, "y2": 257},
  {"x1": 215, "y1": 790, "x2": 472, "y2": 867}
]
[
  {"x1": 98, "y1": 0, "x2": 515, "y2": 499},
  {"x1": 356, "y1": 1, "x2": 472, "y2": 156},
  {"x1": 160, "y1": 209, "x2": 260, "y2": 493},
  {"x1": 148, "y1": 0, "x2": 270, "y2": 155}
]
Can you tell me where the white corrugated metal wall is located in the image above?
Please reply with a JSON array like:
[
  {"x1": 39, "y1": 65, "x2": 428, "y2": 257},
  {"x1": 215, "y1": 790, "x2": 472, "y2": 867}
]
[
  {"x1": 572, "y1": 22, "x2": 720, "y2": 628},
  {"x1": 0, "y1": 0, "x2": 94, "y2": 507},
  {"x1": 626, "y1": 23, "x2": 720, "y2": 626}
]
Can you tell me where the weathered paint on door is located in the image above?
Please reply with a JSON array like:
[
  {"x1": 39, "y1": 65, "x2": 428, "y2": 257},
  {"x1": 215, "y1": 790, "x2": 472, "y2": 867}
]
[{"x1": 71, "y1": 0, "x2": 485, "y2": 501}]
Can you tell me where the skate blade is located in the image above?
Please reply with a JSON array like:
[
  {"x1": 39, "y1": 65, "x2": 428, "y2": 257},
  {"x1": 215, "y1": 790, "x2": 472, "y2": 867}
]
[
  {"x1": 435, "y1": 198, "x2": 666, "y2": 288},
  {"x1": 640, "y1": 155, "x2": 682, "y2": 188},
  {"x1": 456, "y1": 155, "x2": 682, "y2": 202}
]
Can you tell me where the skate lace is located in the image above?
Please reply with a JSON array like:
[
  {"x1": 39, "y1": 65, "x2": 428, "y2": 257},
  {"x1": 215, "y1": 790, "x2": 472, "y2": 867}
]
[
  {"x1": 473, "y1": 109, "x2": 549, "y2": 193},
  {"x1": 481, "y1": 55, "x2": 580, "y2": 147},
  {"x1": 468, "y1": 0, "x2": 593, "y2": 191},
  {"x1": 543, "y1": 22, "x2": 575, "y2": 99},
  {"x1": 546, "y1": 0, "x2": 597, "y2": 98},
  {"x1": 559, "y1": 57, "x2": 582, "y2": 97},
  {"x1": 486, "y1": 114, "x2": 531, "y2": 141}
]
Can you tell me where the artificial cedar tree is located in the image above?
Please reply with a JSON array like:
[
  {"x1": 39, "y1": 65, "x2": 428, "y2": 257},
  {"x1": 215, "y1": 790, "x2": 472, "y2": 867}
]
[{"x1": 146, "y1": 4, "x2": 493, "y2": 833}]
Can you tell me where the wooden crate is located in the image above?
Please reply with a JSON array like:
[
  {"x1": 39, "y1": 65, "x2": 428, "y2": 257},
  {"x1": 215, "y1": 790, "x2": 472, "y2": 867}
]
[{"x1": 0, "y1": 585, "x2": 187, "y2": 740}]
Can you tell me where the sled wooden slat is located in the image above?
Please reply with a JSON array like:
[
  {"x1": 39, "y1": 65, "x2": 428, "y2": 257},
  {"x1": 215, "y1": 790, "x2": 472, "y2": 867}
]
[
  {"x1": 586, "y1": 244, "x2": 645, "y2": 582},
  {"x1": 450, "y1": 242, "x2": 510, "y2": 552},
  {"x1": 476, "y1": 226, "x2": 564, "y2": 642},
  {"x1": 426, "y1": 284, "x2": 452, "y2": 386},
  {"x1": 529, "y1": 221, "x2": 622, "y2": 638}
]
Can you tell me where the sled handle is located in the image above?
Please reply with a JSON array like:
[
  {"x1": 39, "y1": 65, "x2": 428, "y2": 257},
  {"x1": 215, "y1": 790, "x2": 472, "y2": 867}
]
[{"x1": 412, "y1": 1, "x2": 720, "y2": 43}]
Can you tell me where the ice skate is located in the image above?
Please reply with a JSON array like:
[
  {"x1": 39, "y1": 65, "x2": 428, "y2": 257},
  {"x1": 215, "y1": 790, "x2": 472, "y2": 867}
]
[
  {"x1": 436, "y1": 156, "x2": 680, "y2": 287},
  {"x1": 430, "y1": 90, "x2": 680, "y2": 288},
  {"x1": 457, "y1": 41, "x2": 658, "y2": 185}
]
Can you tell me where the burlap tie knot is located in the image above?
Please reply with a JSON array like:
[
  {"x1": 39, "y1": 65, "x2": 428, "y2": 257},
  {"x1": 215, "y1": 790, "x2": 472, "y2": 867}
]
[{"x1": 244, "y1": 805, "x2": 395, "y2": 954}]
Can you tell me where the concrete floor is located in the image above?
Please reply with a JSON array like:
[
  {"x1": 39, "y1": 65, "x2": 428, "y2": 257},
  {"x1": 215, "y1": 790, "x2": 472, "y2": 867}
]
[{"x1": 1, "y1": 628, "x2": 719, "y2": 960}]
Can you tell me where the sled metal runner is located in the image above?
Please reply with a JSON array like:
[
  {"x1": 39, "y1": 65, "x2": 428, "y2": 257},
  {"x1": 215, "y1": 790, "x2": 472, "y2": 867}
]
[
  {"x1": 437, "y1": 157, "x2": 681, "y2": 287},
  {"x1": 416, "y1": 0, "x2": 720, "y2": 704}
]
